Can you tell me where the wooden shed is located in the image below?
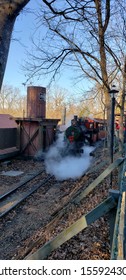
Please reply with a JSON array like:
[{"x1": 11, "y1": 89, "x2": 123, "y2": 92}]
[
  {"x1": 15, "y1": 86, "x2": 60, "y2": 157},
  {"x1": 15, "y1": 117, "x2": 60, "y2": 157}
]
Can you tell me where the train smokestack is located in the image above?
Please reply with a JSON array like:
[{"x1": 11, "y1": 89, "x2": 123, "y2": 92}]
[
  {"x1": 74, "y1": 115, "x2": 78, "y2": 121},
  {"x1": 27, "y1": 86, "x2": 46, "y2": 118}
]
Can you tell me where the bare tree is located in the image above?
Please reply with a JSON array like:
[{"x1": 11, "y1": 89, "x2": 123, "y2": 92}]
[
  {"x1": 0, "y1": 0, "x2": 30, "y2": 90},
  {"x1": 46, "y1": 86, "x2": 67, "y2": 119},
  {"x1": 23, "y1": 0, "x2": 126, "y2": 152},
  {"x1": 24, "y1": 1, "x2": 118, "y2": 121},
  {"x1": 106, "y1": 0, "x2": 126, "y2": 150},
  {"x1": 0, "y1": 84, "x2": 26, "y2": 116},
  {"x1": 119, "y1": 58, "x2": 126, "y2": 149}
]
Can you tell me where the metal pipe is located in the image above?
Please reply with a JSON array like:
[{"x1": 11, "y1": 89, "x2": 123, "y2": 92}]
[{"x1": 110, "y1": 96, "x2": 115, "y2": 163}]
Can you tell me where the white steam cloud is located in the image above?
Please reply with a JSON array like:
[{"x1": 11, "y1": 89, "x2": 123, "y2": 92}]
[{"x1": 44, "y1": 133, "x2": 95, "y2": 180}]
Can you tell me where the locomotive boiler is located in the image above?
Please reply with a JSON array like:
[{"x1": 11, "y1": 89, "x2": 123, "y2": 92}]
[
  {"x1": 64, "y1": 116, "x2": 90, "y2": 156},
  {"x1": 63, "y1": 115, "x2": 107, "y2": 156}
]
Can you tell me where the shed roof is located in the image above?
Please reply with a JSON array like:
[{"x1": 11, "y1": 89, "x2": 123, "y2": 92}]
[{"x1": 0, "y1": 114, "x2": 17, "y2": 128}]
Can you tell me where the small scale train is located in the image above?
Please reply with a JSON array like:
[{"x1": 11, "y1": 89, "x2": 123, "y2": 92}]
[{"x1": 63, "y1": 115, "x2": 107, "y2": 156}]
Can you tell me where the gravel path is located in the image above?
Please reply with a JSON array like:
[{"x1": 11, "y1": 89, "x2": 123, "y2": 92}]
[{"x1": 0, "y1": 143, "x2": 118, "y2": 260}]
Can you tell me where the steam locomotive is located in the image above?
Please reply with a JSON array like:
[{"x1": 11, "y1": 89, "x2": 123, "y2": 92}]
[{"x1": 63, "y1": 116, "x2": 107, "y2": 156}]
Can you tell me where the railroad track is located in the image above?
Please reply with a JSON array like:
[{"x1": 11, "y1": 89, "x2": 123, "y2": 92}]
[
  {"x1": 24, "y1": 157, "x2": 126, "y2": 260},
  {"x1": 1, "y1": 148, "x2": 125, "y2": 260},
  {"x1": 0, "y1": 169, "x2": 54, "y2": 218}
]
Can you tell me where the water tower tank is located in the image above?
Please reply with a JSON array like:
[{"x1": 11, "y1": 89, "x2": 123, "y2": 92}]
[{"x1": 27, "y1": 86, "x2": 46, "y2": 118}]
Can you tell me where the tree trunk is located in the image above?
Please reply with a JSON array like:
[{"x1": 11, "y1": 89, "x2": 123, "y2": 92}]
[
  {"x1": 95, "y1": 0, "x2": 111, "y2": 150},
  {"x1": 119, "y1": 56, "x2": 126, "y2": 153},
  {"x1": 0, "y1": 0, "x2": 30, "y2": 90}
]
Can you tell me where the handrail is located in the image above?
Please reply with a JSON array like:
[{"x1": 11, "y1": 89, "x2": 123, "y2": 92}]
[
  {"x1": 25, "y1": 158, "x2": 123, "y2": 260},
  {"x1": 74, "y1": 157, "x2": 124, "y2": 203},
  {"x1": 111, "y1": 156, "x2": 126, "y2": 259},
  {"x1": 26, "y1": 196, "x2": 117, "y2": 260}
]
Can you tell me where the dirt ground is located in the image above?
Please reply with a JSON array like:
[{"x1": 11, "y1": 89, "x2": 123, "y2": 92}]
[{"x1": 0, "y1": 143, "x2": 118, "y2": 260}]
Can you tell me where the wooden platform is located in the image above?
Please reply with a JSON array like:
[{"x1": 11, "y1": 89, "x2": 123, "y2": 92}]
[{"x1": 0, "y1": 147, "x2": 20, "y2": 160}]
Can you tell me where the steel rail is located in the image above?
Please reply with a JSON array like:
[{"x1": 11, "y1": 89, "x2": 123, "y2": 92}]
[
  {"x1": 0, "y1": 168, "x2": 45, "y2": 201},
  {"x1": 0, "y1": 174, "x2": 53, "y2": 219},
  {"x1": 24, "y1": 157, "x2": 124, "y2": 260}
]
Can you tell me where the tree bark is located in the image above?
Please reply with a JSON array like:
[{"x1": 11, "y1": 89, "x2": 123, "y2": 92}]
[
  {"x1": 95, "y1": 0, "x2": 111, "y2": 148},
  {"x1": 119, "y1": 56, "x2": 126, "y2": 152},
  {"x1": 0, "y1": 0, "x2": 30, "y2": 90}
]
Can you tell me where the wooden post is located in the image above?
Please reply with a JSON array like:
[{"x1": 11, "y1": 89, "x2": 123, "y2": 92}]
[
  {"x1": 108, "y1": 190, "x2": 119, "y2": 249},
  {"x1": 16, "y1": 121, "x2": 21, "y2": 150}
]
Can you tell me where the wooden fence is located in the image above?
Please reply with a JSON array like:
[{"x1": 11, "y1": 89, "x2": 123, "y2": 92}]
[{"x1": 25, "y1": 156, "x2": 126, "y2": 260}]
